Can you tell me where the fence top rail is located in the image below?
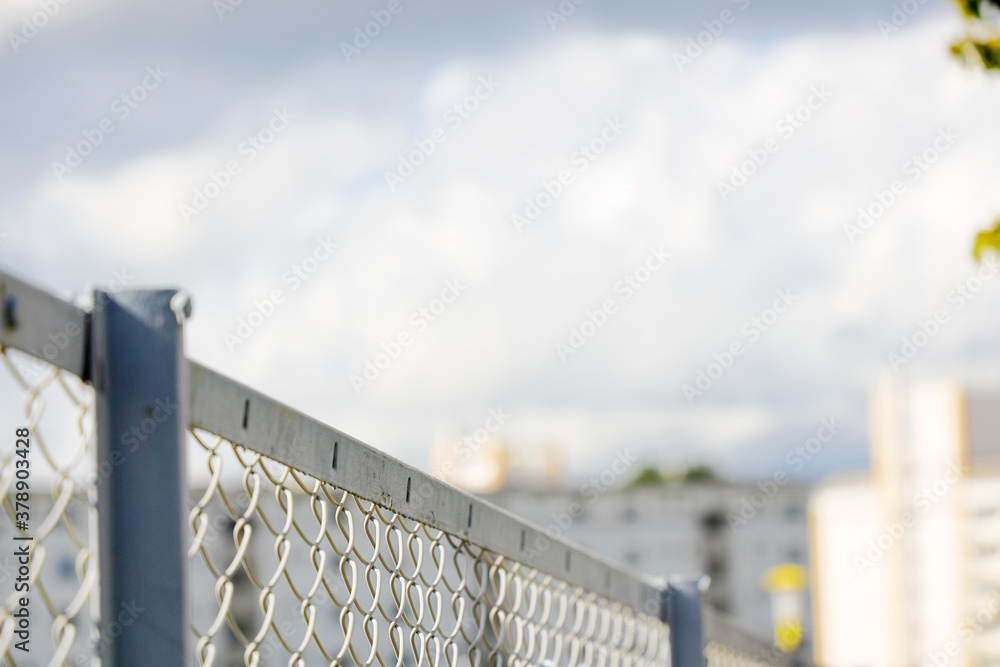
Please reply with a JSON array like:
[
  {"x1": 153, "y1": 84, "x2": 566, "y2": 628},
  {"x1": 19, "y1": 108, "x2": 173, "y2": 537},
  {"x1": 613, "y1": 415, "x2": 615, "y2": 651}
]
[
  {"x1": 0, "y1": 268, "x2": 89, "y2": 377},
  {"x1": 187, "y1": 360, "x2": 665, "y2": 616}
]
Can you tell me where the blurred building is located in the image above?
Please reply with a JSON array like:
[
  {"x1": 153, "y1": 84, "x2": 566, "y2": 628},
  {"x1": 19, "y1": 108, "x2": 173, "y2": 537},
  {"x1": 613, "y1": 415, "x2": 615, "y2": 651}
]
[
  {"x1": 428, "y1": 435, "x2": 564, "y2": 493},
  {"x1": 811, "y1": 381, "x2": 1000, "y2": 667},
  {"x1": 433, "y1": 433, "x2": 813, "y2": 650},
  {"x1": 486, "y1": 480, "x2": 812, "y2": 652}
]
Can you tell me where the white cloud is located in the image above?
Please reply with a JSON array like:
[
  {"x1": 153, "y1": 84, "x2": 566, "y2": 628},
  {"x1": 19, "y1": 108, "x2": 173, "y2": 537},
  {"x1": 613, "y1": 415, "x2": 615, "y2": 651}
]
[{"x1": 6, "y1": 15, "x2": 1000, "y2": 481}]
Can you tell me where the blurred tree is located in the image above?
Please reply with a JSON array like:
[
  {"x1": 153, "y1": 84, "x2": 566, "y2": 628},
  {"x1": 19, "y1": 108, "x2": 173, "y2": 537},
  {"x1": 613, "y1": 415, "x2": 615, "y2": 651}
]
[
  {"x1": 949, "y1": 0, "x2": 1000, "y2": 258},
  {"x1": 628, "y1": 466, "x2": 664, "y2": 488},
  {"x1": 974, "y1": 224, "x2": 1000, "y2": 260},
  {"x1": 950, "y1": 0, "x2": 1000, "y2": 67},
  {"x1": 683, "y1": 465, "x2": 717, "y2": 482},
  {"x1": 628, "y1": 464, "x2": 718, "y2": 487}
]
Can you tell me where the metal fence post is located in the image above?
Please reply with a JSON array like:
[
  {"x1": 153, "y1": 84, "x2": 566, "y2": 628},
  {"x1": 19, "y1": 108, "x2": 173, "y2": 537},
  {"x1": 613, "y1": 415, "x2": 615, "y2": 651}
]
[
  {"x1": 90, "y1": 289, "x2": 191, "y2": 666},
  {"x1": 665, "y1": 576, "x2": 705, "y2": 667}
]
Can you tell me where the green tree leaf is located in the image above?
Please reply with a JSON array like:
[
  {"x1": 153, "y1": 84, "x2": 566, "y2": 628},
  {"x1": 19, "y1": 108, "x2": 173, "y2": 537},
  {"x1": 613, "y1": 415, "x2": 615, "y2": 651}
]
[{"x1": 973, "y1": 219, "x2": 1000, "y2": 259}]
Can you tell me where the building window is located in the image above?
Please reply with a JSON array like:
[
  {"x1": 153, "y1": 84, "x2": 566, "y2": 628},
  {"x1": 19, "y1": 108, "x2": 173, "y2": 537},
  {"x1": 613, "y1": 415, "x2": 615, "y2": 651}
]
[
  {"x1": 976, "y1": 543, "x2": 998, "y2": 557},
  {"x1": 706, "y1": 556, "x2": 726, "y2": 578},
  {"x1": 700, "y1": 511, "x2": 726, "y2": 532}
]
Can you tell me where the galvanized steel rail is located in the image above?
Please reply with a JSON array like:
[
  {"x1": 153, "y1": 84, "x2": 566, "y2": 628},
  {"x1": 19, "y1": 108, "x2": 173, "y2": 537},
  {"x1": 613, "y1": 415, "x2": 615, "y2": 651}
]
[{"x1": 187, "y1": 360, "x2": 664, "y2": 617}]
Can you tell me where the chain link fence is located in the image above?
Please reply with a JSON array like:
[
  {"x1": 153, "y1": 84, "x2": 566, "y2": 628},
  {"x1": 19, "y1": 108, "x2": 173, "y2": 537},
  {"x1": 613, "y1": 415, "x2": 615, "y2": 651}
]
[
  {"x1": 705, "y1": 641, "x2": 771, "y2": 667},
  {"x1": 0, "y1": 346, "x2": 98, "y2": 667},
  {"x1": 0, "y1": 271, "x2": 791, "y2": 667},
  {"x1": 188, "y1": 428, "x2": 670, "y2": 667}
]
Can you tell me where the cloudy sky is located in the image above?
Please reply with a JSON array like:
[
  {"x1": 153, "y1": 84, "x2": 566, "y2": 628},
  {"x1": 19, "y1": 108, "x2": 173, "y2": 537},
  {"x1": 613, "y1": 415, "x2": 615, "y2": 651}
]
[{"x1": 2, "y1": 0, "x2": 998, "y2": 484}]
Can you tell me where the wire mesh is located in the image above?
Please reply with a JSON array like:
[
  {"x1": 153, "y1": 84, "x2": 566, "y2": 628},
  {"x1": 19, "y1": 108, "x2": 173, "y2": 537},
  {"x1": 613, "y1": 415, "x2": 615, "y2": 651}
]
[
  {"x1": 188, "y1": 427, "x2": 672, "y2": 667},
  {"x1": 0, "y1": 346, "x2": 98, "y2": 667},
  {"x1": 0, "y1": 273, "x2": 798, "y2": 667},
  {"x1": 704, "y1": 641, "x2": 772, "y2": 667}
]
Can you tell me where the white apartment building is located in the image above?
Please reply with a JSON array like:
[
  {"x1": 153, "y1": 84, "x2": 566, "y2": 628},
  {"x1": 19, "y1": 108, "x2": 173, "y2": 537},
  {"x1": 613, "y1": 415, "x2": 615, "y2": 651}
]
[{"x1": 811, "y1": 382, "x2": 1000, "y2": 667}]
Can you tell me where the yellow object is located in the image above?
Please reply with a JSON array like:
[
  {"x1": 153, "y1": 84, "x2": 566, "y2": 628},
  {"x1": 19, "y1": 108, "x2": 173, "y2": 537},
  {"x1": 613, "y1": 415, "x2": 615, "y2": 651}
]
[
  {"x1": 762, "y1": 563, "x2": 807, "y2": 593},
  {"x1": 763, "y1": 564, "x2": 807, "y2": 652},
  {"x1": 775, "y1": 620, "x2": 803, "y2": 653}
]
